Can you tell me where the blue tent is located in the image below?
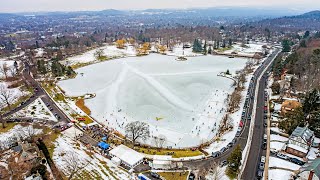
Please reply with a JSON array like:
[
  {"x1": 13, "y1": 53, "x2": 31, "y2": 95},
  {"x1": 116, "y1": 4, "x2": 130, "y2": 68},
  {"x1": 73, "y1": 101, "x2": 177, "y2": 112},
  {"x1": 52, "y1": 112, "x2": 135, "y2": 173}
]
[
  {"x1": 102, "y1": 136, "x2": 107, "y2": 141},
  {"x1": 97, "y1": 142, "x2": 110, "y2": 150}
]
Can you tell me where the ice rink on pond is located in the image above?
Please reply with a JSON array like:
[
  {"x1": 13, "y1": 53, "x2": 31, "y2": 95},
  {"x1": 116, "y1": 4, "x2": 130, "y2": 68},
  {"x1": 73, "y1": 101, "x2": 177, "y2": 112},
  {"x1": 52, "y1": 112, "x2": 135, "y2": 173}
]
[{"x1": 58, "y1": 54, "x2": 248, "y2": 147}]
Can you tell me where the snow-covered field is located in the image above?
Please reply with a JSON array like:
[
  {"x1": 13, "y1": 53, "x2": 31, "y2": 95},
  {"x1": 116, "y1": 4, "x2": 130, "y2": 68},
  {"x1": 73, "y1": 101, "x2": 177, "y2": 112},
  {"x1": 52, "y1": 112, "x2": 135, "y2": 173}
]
[
  {"x1": 62, "y1": 45, "x2": 136, "y2": 66},
  {"x1": 58, "y1": 54, "x2": 248, "y2": 147},
  {"x1": 224, "y1": 43, "x2": 266, "y2": 57},
  {"x1": 166, "y1": 44, "x2": 200, "y2": 57},
  {"x1": 268, "y1": 169, "x2": 294, "y2": 180},
  {"x1": 11, "y1": 98, "x2": 57, "y2": 121},
  {"x1": 269, "y1": 157, "x2": 300, "y2": 170},
  {"x1": 53, "y1": 135, "x2": 132, "y2": 180}
]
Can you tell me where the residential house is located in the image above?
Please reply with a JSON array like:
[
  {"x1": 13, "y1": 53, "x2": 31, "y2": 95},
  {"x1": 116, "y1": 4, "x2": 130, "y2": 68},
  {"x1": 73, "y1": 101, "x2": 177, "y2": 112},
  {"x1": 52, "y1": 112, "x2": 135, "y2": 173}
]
[
  {"x1": 281, "y1": 99, "x2": 301, "y2": 115},
  {"x1": 299, "y1": 158, "x2": 320, "y2": 180},
  {"x1": 286, "y1": 127, "x2": 314, "y2": 158}
]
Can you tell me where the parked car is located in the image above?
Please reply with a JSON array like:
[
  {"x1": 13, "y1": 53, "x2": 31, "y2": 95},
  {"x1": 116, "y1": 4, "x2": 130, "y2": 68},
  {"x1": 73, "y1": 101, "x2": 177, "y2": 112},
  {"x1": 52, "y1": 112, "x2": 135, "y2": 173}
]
[
  {"x1": 259, "y1": 162, "x2": 265, "y2": 170},
  {"x1": 220, "y1": 160, "x2": 228, "y2": 167},
  {"x1": 228, "y1": 142, "x2": 234, "y2": 148},
  {"x1": 277, "y1": 153, "x2": 288, "y2": 160},
  {"x1": 261, "y1": 156, "x2": 266, "y2": 163},
  {"x1": 231, "y1": 138, "x2": 237, "y2": 144},
  {"x1": 257, "y1": 170, "x2": 263, "y2": 179},
  {"x1": 220, "y1": 147, "x2": 227, "y2": 153},
  {"x1": 289, "y1": 158, "x2": 305, "y2": 165},
  {"x1": 262, "y1": 142, "x2": 267, "y2": 150},
  {"x1": 236, "y1": 131, "x2": 241, "y2": 137},
  {"x1": 212, "y1": 152, "x2": 220, "y2": 157},
  {"x1": 150, "y1": 172, "x2": 160, "y2": 179},
  {"x1": 188, "y1": 173, "x2": 195, "y2": 180}
]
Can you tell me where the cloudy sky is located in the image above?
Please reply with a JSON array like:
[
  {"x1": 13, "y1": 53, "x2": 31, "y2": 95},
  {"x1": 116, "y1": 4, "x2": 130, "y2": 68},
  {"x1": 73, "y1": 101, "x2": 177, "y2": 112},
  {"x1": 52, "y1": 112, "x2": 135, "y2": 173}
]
[{"x1": 0, "y1": 0, "x2": 318, "y2": 13}]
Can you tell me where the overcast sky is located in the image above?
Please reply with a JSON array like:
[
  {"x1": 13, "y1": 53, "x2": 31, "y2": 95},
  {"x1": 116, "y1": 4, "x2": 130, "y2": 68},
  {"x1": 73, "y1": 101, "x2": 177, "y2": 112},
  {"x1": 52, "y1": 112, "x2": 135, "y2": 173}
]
[{"x1": 0, "y1": 0, "x2": 319, "y2": 13}]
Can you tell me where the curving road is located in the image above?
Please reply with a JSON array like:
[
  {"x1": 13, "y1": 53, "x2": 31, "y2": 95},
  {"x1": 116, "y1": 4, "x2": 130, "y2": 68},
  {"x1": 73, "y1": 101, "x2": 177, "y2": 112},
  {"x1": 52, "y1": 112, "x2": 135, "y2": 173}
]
[{"x1": 183, "y1": 49, "x2": 280, "y2": 178}]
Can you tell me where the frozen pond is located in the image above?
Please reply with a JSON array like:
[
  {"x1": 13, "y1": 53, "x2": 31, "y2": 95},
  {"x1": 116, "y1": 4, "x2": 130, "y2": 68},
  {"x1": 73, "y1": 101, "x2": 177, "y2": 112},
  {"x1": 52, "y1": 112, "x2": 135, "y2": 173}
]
[{"x1": 58, "y1": 54, "x2": 248, "y2": 147}]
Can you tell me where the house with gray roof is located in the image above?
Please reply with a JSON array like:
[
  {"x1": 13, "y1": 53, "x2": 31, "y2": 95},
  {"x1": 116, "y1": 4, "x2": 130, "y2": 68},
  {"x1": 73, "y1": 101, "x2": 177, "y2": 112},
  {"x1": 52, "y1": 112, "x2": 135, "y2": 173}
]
[{"x1": 285, "y1": 126, "x2": 314, "y2": 158}]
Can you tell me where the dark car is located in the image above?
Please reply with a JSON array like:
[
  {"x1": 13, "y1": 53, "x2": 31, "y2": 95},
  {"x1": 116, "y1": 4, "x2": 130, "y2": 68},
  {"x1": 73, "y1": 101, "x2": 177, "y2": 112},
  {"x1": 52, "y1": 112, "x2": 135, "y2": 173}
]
[
  {"x1": 290, "y1": 158, "x2": 305, "y2": 165},
  {"x1": 257, "y1": 170, "x2": 263, "y2": 178},
  {"x1": 212, "y1": 152, "x2": 220, "y2": 157},
  {"x1": 259, "y1": 162, "x2": 265, "y2": 170},
  {"x1": 220, "y1": 147, "x2": 227, "y2": 153},
  {"x1": 188, "y1": 173, "x2": 195, "y2": 180},
  {"x1": 150, "y1": 172, "x2": 160, "y2": 179},
  {"x1": 262, "y1": 142, "x2": 267, "y2": 150},
  {"x1": 228, "y1": 142, "x2": 234, "y2": 148},
  {"x1": 220, "y1": 160, "x2": 228, "y2": 167}
]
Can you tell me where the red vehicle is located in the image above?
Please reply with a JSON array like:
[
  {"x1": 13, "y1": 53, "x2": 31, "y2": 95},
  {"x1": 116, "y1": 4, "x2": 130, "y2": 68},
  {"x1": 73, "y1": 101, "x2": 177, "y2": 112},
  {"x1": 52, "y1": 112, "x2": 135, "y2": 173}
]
[{"x1": 76, "y1": 117, "x2": 86, "y2": 121}]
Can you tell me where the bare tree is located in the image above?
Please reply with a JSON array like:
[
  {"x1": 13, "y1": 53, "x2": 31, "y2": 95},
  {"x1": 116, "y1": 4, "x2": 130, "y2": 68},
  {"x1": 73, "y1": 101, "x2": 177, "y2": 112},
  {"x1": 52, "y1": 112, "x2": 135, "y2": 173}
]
[
  {"x1": 208, "y1": 162, "x2": 224, "y2": 180},
  {"x1": 8, "y1": 66, "x2": 17, "y2": 78},
  {"x1": 0, "y1": 62, "x2": 9, "y2": 79},
  {"x1": 94, "y1": 49, "x2": 104, "y2": 60},
  {"x1": 0, "y1": 84, "x2": 17, "y2": 110},
  {"x1": 63, "y1": 152, "x2": 90, "y2": 180},
  {"x1": 153, "y1": 134, "x2": 167, "y2": 148},
  {"x1": 125, "y1": 121, "x2": 150, "y2": 145}
]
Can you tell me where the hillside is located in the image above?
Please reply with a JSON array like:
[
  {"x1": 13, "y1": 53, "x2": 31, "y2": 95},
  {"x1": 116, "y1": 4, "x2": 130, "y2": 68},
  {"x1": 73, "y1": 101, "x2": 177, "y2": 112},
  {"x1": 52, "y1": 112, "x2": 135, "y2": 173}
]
[{"x1": 253, "y1": 10, "x2": 320, "y2": 30}]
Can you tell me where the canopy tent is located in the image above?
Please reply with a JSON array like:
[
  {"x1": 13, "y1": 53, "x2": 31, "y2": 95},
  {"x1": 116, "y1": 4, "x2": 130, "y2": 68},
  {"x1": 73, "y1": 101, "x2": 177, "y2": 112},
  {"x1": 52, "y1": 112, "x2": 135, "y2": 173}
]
[
  {"x1": 102, "y1": 136, "x2": 108, "y2": 141},
  {"x1": 109, "y1": 145, "x2": 144, "y2": 168},
  {"x1": 97, "y1": 142, "x2": 110, "y2": 150}
]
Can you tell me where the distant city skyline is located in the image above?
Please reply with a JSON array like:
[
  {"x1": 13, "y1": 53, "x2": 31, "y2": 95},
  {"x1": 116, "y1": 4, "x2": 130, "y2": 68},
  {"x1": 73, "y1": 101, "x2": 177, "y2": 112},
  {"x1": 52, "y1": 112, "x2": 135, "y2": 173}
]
[{"x1": 0, "y1": 0, "x2": 319, "y2": 13}]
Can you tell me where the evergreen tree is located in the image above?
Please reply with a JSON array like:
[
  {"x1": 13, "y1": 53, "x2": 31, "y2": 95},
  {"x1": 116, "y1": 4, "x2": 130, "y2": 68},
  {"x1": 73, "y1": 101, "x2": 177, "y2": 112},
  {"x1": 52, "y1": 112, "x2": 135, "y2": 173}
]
[
  {"x1": 203, "y1": 41, "x2": 207, "y2": 55},
  {"x1": 228, "y1": 39, "x2": 233, "y2": 47},
  {"x1": 300, "y1": 39, "x2": 307, "y2": 48},
  {"x1": 303, "y1": 31, "x2": 310, "y2": 39},
  {"x1": 208, "y1": 46, "x2": 213, "y2": 54},
  {"x1": 226, "y1": 145, "x2": 242, "y2": 179},
  {"x1": 282, "y1": 39, "x2": 291, "y2": 52}
]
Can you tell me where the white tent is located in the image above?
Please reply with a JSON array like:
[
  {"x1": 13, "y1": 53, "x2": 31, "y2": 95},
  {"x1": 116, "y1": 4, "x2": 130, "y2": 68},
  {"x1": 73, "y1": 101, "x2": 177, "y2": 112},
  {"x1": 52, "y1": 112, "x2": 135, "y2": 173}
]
[
  {"x1": 111, "y1": 157, "x2": 121, "y2": 166},
  {"x1": 109, "y1": 145, "x2": 144, "y2": 168},
  {"x1": 151, "y1": 155, "x2": 173, "y2": 170}
]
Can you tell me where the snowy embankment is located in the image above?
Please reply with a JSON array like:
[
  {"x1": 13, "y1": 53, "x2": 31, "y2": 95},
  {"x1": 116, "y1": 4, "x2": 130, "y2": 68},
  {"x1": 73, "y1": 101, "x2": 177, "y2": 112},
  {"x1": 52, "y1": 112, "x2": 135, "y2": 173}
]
[
  {"x1": 53, "y1": 135, "x2": 132, "y2": 180},
  {"x1": 11, "y1": 98, "x2": 57, "y2": 121},
  {"x1": 62, "y1": 45, "x2": 136, "y2": 66},
  {"x1": 58, "y1": 54, "x2": 248, "y2": 148},
  {"x1": 166, "y1": 44, "x2": 201, "y2": 57},
  {"x1": 223, "y1": 43, "x2": 267, "y2": 57},
  {"x1": 0, "y1": 125, "x2": 42, "y2": 150}
]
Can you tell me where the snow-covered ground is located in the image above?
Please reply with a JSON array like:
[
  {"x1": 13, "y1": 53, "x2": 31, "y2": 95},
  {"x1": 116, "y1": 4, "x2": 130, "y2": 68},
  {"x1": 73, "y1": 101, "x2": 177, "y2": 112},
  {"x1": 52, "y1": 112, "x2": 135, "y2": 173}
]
[
  {"x1": 224, "y1": 43, "x2": 267, "y2": 57},
  {"x1": 0, "y1": 124, "x2": 43, "y2": 150},
  {"x1": 10, "y1": 98, "x2": 57, "y2": 121},
  {"x1": 269, "y1": 156, "x2": 300, "y2": 170},
  {"x1": 0, "y1": 60, "x2": 15, "y2": 79},
  {"x1": 166, "y1": 44, "x2": 201, "y2": 57},
  {"x1": 53, "y1": 135, "x2": 133, "y2": 180},
  {"x1": 62, "y1": 45, "x2": 136, "y2": 66},
  {"x1": 58, "y1": 54, "x2": 248, "y2": 147},
  {"x1": 0, "y1": 82, "x2": 25, "y2": 109},
  {"x1": 268, "y1": 169, "x2": 294, "y2": 180}
]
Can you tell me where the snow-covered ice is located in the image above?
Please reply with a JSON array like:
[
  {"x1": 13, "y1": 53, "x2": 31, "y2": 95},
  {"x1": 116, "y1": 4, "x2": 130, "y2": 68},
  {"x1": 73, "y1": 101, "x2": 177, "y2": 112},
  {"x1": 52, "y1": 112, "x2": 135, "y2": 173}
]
[{"x1": 58, "y1": 54, "x2": 248, "y2": 147}]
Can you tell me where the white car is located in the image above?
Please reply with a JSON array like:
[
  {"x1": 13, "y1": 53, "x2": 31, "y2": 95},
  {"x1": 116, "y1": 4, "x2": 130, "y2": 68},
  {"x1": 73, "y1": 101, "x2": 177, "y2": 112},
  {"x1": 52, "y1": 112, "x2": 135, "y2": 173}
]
[{"x1": 261, "y1": 156, "x2": 266, "y2": 163}]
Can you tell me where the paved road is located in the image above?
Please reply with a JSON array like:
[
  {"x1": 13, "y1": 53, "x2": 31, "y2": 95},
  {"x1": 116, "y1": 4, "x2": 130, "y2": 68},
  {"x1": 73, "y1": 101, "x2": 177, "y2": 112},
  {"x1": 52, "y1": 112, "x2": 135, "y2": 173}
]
[
  {"x1": 4, "y1": 61, "x2": 70, "y2": 125},
  {"x1": 241, "y1": 50, "x2": 280, "y2": 180},
  {"x1": 183, "y1": 49, "x2": 280, "y2": 177}
]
